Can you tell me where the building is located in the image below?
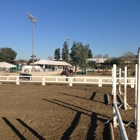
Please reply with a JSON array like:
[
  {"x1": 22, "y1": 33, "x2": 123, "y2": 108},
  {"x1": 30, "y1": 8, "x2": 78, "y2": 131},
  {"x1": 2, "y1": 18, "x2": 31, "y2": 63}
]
[
  {"x1": 13, "y1": 59, "x2": 28, "y2": 65},
  {"x1": 87, "y1": 58, "x2": 108, "y2": 63}
]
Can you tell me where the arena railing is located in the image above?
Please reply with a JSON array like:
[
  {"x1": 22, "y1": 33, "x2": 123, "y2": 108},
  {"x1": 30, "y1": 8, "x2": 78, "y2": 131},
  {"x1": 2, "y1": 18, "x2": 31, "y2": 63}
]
[
  {"x1": 105, "y1": 64, "x2": 129, "y2": 140},
  {"x1": 113, "y1": 103, "x2": 128, "y2": 140},
  {"x1": 0, "y1": 75, "x2": 136, "y2": 87}
]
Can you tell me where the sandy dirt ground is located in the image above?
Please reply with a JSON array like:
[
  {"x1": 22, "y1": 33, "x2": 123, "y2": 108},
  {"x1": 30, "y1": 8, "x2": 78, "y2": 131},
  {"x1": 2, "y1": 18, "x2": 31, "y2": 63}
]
[{"x1": 0, "y1": 81, "x2": 135, "y2": 140}]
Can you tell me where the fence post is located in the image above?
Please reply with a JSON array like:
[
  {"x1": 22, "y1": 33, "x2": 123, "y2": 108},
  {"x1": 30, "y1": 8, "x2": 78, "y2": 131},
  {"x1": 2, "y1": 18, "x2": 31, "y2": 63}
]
[
  {"x1": 69, "y1": 77, "x2": 73, "y2": 86},
  {"x1": 135, "y1": 64, "x2": 138, "y2": 126},
  {"x1": 112, "y1": 68, "x2": 113, "y2": 95},
  {"x1": 7, "y1": 77, "x2": 9, "y2": 81},
  {"x1": 42, "y1": 77, "x2": 45, "y2": 85},
  {"x1": 16, "y1": 76, "x2": 20, "y2": 85},
  {"x1": 124, "y1": 66, "x2": 127, "y2": 110},
  {"x1": 119, "y1": 68, "x2": 123, "y2": 94},
  {"x1": 136, "y1": 48, "x2": 140, "y2": 140},
  {"x1": 131, "y1": 78, "x2": 135, "y2": 88},
  {"x1": 98, "y1": 79, "x2": 102, "y2": 87},
  {"x1": 84, "y1": 78, "x2": 86, "y2": 83},
  {"x1": 56, "y1": 77, "x2": 58, "y2": 82},
  {"x1": 113, "y1": 64, "x2": 117, "y2": 127}
]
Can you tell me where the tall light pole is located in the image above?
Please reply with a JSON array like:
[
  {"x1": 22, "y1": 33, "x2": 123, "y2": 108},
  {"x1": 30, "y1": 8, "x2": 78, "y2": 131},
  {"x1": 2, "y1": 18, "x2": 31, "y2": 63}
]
[
  {"x1": 67, "y1": 37, "x2": 70, "y2": 62},
  {"x1": 27, "y1": 12, "x2": 37, "y2": 72}
]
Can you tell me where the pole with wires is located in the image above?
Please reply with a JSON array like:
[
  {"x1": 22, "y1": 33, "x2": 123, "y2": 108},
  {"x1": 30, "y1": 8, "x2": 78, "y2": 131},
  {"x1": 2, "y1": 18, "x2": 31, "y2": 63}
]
[{"x1": 27, "y1": 13, "x2": 37, "y2": 72}]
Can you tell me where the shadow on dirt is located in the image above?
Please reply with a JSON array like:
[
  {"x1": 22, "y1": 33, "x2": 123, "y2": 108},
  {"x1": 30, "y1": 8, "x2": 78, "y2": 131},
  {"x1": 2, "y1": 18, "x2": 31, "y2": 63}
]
[
  {"x1": 2, "y1": 117, "x2": 26, "y2": 140},
  {"x1": 2, "y1": 117, "x2": 45, "y2": 140},
  {"x1": 53, "y1": 99, "x2": 92, "y2": 113},
  {"x1": 16, "y1": 119, "x2": 45, "y2": 140},
  {"x1": 58, "y1": 92, "x2": 104, "y2": 104},
  {"x1": 61, "y1": 112, "x2": 82, "y2": 140},
  {"x1": 89, "y1": 92, "x2": 96, "y2": 100},
  {"x1": 42, "y1": 98, "x2": 110, "y2": 140},
  {"x1": 86, "y1": 112, "x2": 97, "y2": 139}
]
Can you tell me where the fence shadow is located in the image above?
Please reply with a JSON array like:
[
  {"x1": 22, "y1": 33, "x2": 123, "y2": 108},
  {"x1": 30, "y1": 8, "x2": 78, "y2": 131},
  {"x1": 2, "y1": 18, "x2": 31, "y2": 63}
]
[
  {"x1": 2, "y1": 117, "x2": 26, "y2": 140},
  {"x1": 42, "y1": 98, "x2": 110, "y2": 139},
  {"x1": 43, "y1": 98, "x2": 109, "y2": 119},
  {"x1": 61, "y1": 112, "x2": 82, "y2": 140},
  {"x1": 86, "y1": 112, "x2": 97, "y2": 140},
  {"x1": 53, "y1": 99, "x2": 92, "y2": 113},
  {"x1": 16, "y1": 119, "x2": 45, "y2": 140},
  {"x1": 58, "y1": 92, "x2": 104, "y2": 104},
  {"x1": 102, "y1": 123, "x2": 110, "y2": 140},
  {"x1": 90, "y1": 92, "x2": 96, "y2": 100},
  {"x1": 42, "y1": 98, "x2": 90, "y2": 117}
]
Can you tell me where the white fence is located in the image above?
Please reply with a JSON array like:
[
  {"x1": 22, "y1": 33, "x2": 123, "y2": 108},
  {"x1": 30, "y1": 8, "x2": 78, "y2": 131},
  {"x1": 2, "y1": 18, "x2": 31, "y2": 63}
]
[
  {"x1": 113, "y1": 103, "x2": 128, "y2": 140},
  {"x1": 0, "y1": 65, "x2": 137, "y2": 139},
  {"x1": 0, "y1": 75, "x2": 135, "y2": 87},
  {"x1": 112, "y1": 64, "x2": 129, "y2": 140}
]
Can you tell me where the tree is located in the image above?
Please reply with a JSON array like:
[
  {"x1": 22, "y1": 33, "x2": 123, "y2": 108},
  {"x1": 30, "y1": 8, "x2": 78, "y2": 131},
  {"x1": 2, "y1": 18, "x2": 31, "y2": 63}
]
[
  {"x1": 88, "y1": 49, "x2": 93, "y2": 58},
  {"x1": 87, "y1": 61, "x2": 96, "y2": 68},
  {"x1": 69, "y1": 42, "x2": 89, "y2": 74},
  {"x1": 0, "y1": 47, "x2": 17, "y2": 63},
  {"x1": 79, "y1": 44, "x2": 89, "y2": 70},
  {"x1": 62, "y1": 42, "x2": 68, "y2": 62},
  {"x1": 94, "y1": 54, "x2": 102, "y2": 58},
  {"x1": 103, "y1": 59, "x2": 111, "y2": 68},
  {"x1": 48, "y1": 56, "x2": 53, "y2": 60},
  {"x1": 28, "y1": 58, "x2": 40, "y2": 65},
  {"x1": 110, "y1": 58, "x2": 122, "y2": 67},
  {"x1": 121, "y1": 51, "x2": 136, "y2": 65},
  {"x1": 120, "y1": 51, "x2": 136, "y2": 75},
  {"x1": 103, "y1": 54, "x2": 109, "y2": 58},
  {"x1": 54, "y1": 48, "x2": 60, "y2": 61}
]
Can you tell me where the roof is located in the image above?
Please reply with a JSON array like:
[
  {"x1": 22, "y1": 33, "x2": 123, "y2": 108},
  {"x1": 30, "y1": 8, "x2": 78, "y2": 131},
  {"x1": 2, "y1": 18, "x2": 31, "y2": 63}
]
[
  {"x1": 31, "y1": 59, "x2": 71, "y2": 66},
  {"x1": 0, "y1": 62, "x2": 16, "y2": 68},
  {"x1": 87, "y1": 58, "x2": 108, "y2": 63}
]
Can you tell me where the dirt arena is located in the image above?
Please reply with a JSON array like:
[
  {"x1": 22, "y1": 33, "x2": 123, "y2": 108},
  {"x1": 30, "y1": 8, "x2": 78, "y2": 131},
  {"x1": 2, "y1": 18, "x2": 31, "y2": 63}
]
[{"x1": 0, "y1": 82, "x2": 135, "y2": 140}]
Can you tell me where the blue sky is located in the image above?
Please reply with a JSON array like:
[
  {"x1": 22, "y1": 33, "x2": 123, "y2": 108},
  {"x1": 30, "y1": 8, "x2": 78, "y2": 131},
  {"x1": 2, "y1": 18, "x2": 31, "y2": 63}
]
[{"x1": 0, "y1": 0, "x2": 140, "y2": 60}]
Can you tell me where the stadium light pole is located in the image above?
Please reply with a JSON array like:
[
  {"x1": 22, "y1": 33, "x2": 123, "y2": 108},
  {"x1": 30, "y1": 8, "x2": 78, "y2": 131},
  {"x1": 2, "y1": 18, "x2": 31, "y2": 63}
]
[
  {"x1": 67, "y1": 37, "x2": 70, "y2": 62},
  {"x1": 27, "y1": 12, "x2": 37, "y2": 72}
]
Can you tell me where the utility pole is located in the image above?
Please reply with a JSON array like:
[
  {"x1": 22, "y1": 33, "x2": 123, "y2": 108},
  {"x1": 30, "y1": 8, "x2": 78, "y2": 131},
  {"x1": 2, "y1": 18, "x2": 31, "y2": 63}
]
[
  {"x1": 27, "y1": 13, "x2": 37, "y2": 72},
  {"x1": 67, "y1": 37, "x2": 70, "y2": 62}
]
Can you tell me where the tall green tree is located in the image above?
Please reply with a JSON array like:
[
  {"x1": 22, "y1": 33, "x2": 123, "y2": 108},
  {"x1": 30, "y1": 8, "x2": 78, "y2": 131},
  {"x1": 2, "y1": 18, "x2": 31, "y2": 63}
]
[
  {"x1": 110, "y1": 58, "x2": 122, "y2": 67},
  {"x1": 69, "y1": 42, "x2": 89, "y2": 74},
  {"x1": 79, "y1": 43, "x2": 89, "y2": 70},
  {"x1": 62, "y1": 42, "x2": 68, "y2": 62},
  {"x1": 87, "y1": 61, "x2": 96, "y2": 68},
  {"x1": 120, "y1": 51, "x2": 136, "y2": 75},
  {"x1": 54, "y1": 48, "x2": 60, "y2": 61},
  {"x1": 48, "y1": 56, "x2": 53, "y2": 60},
  {"x1": 88, "y1": 49, "x2": 93, "y2": 58},
  {"x1": 103, "y1": 59, "x2": 111, "y2": 68},
  {"x1": 103, "y1": 54, "x2": 109, "y2": 58},
  {"x1": 94, "y1": 54, "x2": 102, "y2": 58},
  {"x1": 0, "y1": 47, "x2": 17, "y2": 63},
  {"x1": 28, "y1": 58, "x2": 40, "y2": 65}
]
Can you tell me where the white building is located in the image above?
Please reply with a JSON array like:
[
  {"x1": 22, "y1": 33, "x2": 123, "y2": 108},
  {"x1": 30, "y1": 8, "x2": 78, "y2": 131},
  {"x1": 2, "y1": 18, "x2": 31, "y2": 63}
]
[{"x1": 87, "y1": 58, "x2": 108, "y2": 63}]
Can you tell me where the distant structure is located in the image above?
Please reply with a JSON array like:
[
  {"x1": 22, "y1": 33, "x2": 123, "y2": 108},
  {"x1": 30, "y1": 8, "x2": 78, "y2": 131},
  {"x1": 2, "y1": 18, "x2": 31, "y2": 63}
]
[
  {"x1": 87, "y1": 58, "x2": 108, "y2": 63},
  {"x1": 13, "y1": 59, "x2": 28, "y2": 65}
]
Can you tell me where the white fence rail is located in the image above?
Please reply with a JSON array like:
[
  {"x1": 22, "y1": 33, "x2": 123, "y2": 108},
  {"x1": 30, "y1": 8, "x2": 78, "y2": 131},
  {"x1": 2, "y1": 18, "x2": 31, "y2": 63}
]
[
  {"x1": 107, "y1": 64, "x2": 129, "y2": 140},
  {"x1": 0, "y1": 75, "x2": 135, "y2": 87},
  {"x1": 114, "y1": 104, "x2": 128, "y2": 140}
]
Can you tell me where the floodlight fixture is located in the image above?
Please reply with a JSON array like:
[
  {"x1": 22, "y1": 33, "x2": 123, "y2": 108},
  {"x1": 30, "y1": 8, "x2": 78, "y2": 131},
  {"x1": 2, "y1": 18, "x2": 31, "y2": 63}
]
[
  {"x1": 27, "y1": 13, "x2": 37, "y2": 23},
  {"x1": 67, "y1": 37, "x2": 70, "y2": 42}
]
